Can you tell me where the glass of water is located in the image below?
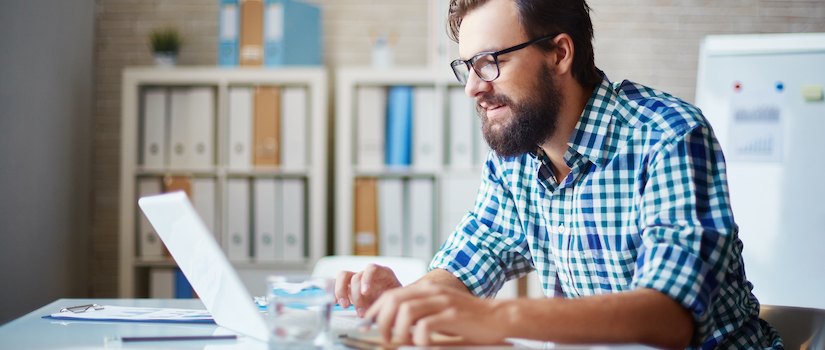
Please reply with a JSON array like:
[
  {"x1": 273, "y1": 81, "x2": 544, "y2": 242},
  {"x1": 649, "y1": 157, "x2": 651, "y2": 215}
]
[{"x1": 266, "y1": 276, "x2": 334, "y2": 350}]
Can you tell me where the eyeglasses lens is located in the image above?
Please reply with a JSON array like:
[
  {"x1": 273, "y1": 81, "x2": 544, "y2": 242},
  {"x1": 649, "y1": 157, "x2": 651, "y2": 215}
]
[{"x1": 474, "y1": 55, "x2": 498, "y2": 81}]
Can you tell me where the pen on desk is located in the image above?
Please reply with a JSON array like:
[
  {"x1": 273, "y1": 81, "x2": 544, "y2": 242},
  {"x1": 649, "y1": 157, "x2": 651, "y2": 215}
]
[{"x1": 110, "y1": 335, "x2": 239, "y2": 342}]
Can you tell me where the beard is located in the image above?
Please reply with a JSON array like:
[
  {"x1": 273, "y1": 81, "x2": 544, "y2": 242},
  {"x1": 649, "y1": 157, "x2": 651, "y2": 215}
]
[{"x1": 477, "y1": 63, "x2": 562, "y2": 158}]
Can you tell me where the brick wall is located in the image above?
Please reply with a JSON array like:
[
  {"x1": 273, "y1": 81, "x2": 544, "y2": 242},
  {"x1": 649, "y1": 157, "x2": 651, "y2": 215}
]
[{"x1": 90, "y1": 0, "x2": 825, "y2": 296}]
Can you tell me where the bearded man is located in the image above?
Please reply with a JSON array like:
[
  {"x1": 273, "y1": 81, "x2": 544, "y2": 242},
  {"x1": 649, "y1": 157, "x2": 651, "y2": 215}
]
[{"x1": 335, "y1": 0, "x2": 783, "y2": 349}]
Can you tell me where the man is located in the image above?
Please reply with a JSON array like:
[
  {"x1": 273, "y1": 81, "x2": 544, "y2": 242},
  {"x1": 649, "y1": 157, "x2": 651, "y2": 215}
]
[{"x1": 335, "y1": 0, "x2": 782, "y2": 349}]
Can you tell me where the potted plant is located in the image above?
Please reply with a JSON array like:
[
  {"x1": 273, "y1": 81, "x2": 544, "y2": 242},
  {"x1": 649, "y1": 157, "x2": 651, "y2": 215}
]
[{"x1": 149, "y1": 27, "x2": 183, "y2": 67}]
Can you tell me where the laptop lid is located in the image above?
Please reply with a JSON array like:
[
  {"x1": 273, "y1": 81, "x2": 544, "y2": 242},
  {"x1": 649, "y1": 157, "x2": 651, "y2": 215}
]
[{"x1": 138, "y1": 191, "x2": 270, "y2": 341}]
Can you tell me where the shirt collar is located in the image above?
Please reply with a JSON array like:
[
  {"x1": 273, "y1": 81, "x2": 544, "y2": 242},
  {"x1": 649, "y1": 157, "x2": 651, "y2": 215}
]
[{"x1": 564, "y1": 73, "x2": 618, "y2": 169}]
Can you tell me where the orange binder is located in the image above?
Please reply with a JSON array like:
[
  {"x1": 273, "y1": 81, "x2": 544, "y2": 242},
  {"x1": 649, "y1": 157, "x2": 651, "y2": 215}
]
[
  {"x1": 254, "y1": 86, "x2": 281, "y2": 166},
  {"x1": 353, "y1": 178, "x2": 379, "y2": 255},
  {"x1": 240, "y1": 0, "x2": 264, "y2": 66},
  {"x1": 163, "y1": 175, "x2": 192, "y2": 197}
]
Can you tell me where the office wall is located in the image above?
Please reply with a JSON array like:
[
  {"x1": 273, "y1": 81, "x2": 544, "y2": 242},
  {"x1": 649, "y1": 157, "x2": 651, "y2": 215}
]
[
  {"x1": 88, "y1": 0, "x2": 825, "y2": 296},
  {"x1": 0, "y1": 1, "x2": 95, "y2": 324}
]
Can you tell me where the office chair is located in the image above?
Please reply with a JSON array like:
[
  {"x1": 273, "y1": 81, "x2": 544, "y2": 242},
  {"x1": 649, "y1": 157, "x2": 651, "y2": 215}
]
[
  {"x1": 311, "y1": 255, "x2": 429, "y2": 287},
  {"x1": 761, "y1": 304, "x2": 825, "y2": 350}
]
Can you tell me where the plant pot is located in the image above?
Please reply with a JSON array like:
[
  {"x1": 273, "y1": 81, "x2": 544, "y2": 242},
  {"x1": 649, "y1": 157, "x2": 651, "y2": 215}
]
[{"x1": 153, "y1": 52, "x2": 178, "y2": 67}]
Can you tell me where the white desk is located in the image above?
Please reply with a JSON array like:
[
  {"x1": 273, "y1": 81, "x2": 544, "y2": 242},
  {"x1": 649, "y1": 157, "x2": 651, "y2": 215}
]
[{"x1": 0, "y1": 299, "x2": 658, "y2": 350}]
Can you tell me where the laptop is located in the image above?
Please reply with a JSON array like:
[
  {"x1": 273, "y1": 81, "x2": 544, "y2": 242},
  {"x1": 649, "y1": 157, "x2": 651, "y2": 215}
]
[{"x1": 139, "y1": 190, "x2": 271, "y2": 341}]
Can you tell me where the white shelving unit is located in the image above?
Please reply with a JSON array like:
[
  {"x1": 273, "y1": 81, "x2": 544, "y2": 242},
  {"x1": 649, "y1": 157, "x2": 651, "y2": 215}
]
[
  {"x1": 119, "y1": 67, "x2": 328, "y2": 298},
  {"x1": 334, "y1": 67, "x2": 487, "y2": 257}
]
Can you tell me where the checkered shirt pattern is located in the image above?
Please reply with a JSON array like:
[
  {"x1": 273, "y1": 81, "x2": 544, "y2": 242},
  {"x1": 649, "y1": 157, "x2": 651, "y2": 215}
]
[{"x1": 429, "y1": 75, "x2": 783, "y2": 350}]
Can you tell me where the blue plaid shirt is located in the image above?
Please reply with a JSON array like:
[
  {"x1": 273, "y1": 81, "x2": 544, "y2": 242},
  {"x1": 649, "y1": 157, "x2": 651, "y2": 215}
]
[{"x1": 430, "y1": 75, "x2": 782, "y2": 350}]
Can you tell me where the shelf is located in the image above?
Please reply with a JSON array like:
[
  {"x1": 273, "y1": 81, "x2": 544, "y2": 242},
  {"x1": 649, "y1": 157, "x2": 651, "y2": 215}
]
[{"x1": 119, "y1": 66, "x2": 328, "y2": 298}]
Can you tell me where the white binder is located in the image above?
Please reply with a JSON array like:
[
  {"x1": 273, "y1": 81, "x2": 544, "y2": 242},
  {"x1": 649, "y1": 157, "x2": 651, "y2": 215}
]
[
  {"x1": 187, "y1": 87, "x2": 215, "y2": 169},
  {"x1": 378, "y1": 178, "x2": 405, "y2": 257},
  {"x1": 141, "y1": 88, "x2": 167, "y2": 169},
  {"x1": 408, "y1": 178, "x2": 434, "y2": 261},
  {"x1": 356, "y1": 86, "x2": 387, "y2": 170},
  {"x1": 281, "y1": 87, "x2": 307, "y2": 170},
  {"x1": 439, "y1": 174, "x2": 480, "y2": 244},
  {"x1": 226, "y1": 178, "x2": 250, "y2": 262},
  {"x1": 412, "y1": 87, "x2": 437, "y2": 170},
  {"x1": 191, "y1": 177, "x2": 217, "y2": 238},
  {"x1": 138, "y1": 177, "x2": 164, "y2": 260},
  {"x1": 281, "y1": 178, "x2": 305, "y2": 261},
  {"x1": 228, "y1": 87, "x2": 253, "y2": 170},
  {"x1": 149, "y1": 268, "x2": 175, "y2": 298},
  {"x1": 448, "y1": 87, "x2": 474, "y2": 169},
  {"x1": 253, "y1": 178, "x2": 282, "y2": 262},
  {"x1": 169, "y1": 88, "x2": 191, "y2": 168}
]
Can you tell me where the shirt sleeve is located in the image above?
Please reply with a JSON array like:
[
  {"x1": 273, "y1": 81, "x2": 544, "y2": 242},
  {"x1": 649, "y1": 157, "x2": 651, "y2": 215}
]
[
  {"x1": 429, "y1": 154, "x2": 536, "y2": 298},
  {"x1": 632, "y1": 124, "x2": 740, "y2": 347}
]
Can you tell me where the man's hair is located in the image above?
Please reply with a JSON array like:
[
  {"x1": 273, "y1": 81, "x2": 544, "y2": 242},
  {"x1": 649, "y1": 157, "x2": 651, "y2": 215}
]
[{"x1": 447, "y1": 0, "x2": 602, "y2": 88}]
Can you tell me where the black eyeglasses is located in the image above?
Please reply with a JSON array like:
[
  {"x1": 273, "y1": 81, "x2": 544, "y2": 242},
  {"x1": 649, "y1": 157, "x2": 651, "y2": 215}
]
[{"x1": 450, "y1": 34, "x2": 559, "y2": 86}]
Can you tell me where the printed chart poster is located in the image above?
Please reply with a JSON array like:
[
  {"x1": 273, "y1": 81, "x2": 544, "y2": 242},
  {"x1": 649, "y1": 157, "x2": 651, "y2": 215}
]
[{"x1": 727, "y1": 88, "x2": 786, "y2": 163}]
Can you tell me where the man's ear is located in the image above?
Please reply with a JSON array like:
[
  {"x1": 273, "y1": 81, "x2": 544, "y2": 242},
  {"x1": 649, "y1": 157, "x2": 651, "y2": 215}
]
[{"x1": 548, "y1": 33, "x2": 575, "y2": 76}]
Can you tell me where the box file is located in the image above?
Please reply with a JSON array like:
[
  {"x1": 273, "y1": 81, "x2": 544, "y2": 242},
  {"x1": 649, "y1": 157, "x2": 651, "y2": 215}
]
[
  {"x1": 226, "y1": 178, "x2": 251, "y2": 262},
  {"x1": 163, "y1": 175, "x2": 192, "y2": 198},
  {"x1": 141, "y1": 88, "x2": 167, "y2": 169},
  {"x1": 356, "y1": 87, "x2": 387, "y2": 170},
  {"x1": 138, "y1": 177, "x2": 164, "y2": 260},
  {"x1": 386, "y1": 86, "x2": 413, "y2": 167},
  {"x1": 240, "y1": 0, "x2": 264, "y2": 66},
  {"x1": 228, "y1": 87, "x2": 253, "y2": 170},
  {"x1": 149, "y1": 268, "x2": 174, "y2": 298},
  {"x1": 191, "y1": 178, "x2": 217, "y2": 239},
  {"x1": 353, "y1": 178, "x2": 379, "y2": 255},
  {"x1": 253, "y1": 178, "x2": 282, "y2": 262},
  {"x1": 263, "y1": 0, "x2": 322, "y2": 66},
  {"x1": 281, "y1": 86, "x2": 307, "y2": 170},
  {"x1": 448, "y1": 87, "x2": 475, "y2": 169},
  {"x1": 253, "y1": 86, "x2": 281, "y2": 166},
  {"x1": 281, "y1": 178, "x2": 305, "y2": 261},
  {"x1": 412, "y1": 87, "x2": 437, "y2": 170},
  {"x1": 187, "y1": 87, "x2": 216, "y2": 169},
  {"x1": 408, "y1": 178, "x2": 434, "y2": 261},
  {"x1": 378, "y1": 178, "x2": 405, "y2": 256},
  {"x1": 169, "y1": 88, "x2": 192, "y2": 168},
  {"x1": 174, "y1": 267, "x2": 195, "y2": 298},
  {"x1": 218, "y1": 0, "x2": 240, "y2": 66},
  {"x1": 439, "y1": 174, "x2": 480, "y2": 244}
]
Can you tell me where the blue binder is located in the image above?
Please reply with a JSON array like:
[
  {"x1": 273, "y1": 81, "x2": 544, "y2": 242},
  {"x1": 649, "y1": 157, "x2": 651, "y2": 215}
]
[
  {"x1": 385, "y1": 86, "x2": 413, "y2": 166},
  {"x1": 218, "y1": 0, "x2": 240, "y2": 66},
  {"x1": 174, "y1": 268, "x2": 195, "y2": 298},
  {"x1": 264, "y1": 0, "x2": 322, "y2": 66}
]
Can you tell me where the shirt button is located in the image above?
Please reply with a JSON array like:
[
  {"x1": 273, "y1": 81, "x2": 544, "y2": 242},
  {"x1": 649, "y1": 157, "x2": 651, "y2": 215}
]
[
  {"x1": 559, "y1": 274, "x2": 568, "y2": 283},
  {"x1": 558, "y1": 223, "x2": 566, "y2": 233}
]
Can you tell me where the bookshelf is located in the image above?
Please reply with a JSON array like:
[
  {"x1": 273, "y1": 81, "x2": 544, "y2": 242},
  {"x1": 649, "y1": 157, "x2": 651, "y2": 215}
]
[
  {"x1": 119, "y1": 67, "x2": 328, "y2": 298},
  {"x1": 334, "y1": 67, "x2": 488, "y2": 258}
]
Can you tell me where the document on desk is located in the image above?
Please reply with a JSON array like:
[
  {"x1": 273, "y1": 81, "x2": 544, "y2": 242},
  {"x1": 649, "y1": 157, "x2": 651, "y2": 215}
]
[{"x1": 42, "y1": 305, "x2": 214, "y2": 323}]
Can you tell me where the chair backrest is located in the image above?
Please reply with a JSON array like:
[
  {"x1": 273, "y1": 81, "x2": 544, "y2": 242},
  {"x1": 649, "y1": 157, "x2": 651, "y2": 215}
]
[
  {"x1": 311, "y1": 255, "x2": 429, "y2": 287},
  {"x1": 761, "y1": 305, "x2": 825, "y2": 350}
]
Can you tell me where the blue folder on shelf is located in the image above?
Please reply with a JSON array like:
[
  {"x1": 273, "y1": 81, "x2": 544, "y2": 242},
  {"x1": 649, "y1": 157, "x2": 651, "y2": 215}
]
[
  {"x1": 218, "y1": 0, "x2": 240, "y2": 66},
  {"x1": 385, "y1": 86, "x2": 413, "y2": 166},
  {"x1": 264, "y1": 0, "x2": 322, "y2": 66}
]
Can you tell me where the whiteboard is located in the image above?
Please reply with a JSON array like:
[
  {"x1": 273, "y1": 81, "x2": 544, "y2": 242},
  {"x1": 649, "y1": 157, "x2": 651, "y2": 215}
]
[{"x1": 695, "y1": 33, "x2": 825, "y2": 309}]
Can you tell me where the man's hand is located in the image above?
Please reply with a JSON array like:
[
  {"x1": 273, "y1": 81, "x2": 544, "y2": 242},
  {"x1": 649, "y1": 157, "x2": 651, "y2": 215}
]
[
  {"x1": 334, "y1": 263, "x2": 403, "y2": 316},
  {"x1": 363, "y1": 280, "x2": 507, "y2": 346}
]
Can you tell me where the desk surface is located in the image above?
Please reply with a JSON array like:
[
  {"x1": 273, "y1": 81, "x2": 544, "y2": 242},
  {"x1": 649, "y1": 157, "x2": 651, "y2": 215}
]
[{"x1": 0, "y1": 299, "x2": 658, "y2": 350}]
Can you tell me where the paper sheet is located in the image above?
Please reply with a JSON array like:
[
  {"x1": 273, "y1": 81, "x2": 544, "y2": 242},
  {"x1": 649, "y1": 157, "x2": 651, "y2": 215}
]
[{"x1": 43, "y1": 305, "x2": 214, "y2": 323}]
